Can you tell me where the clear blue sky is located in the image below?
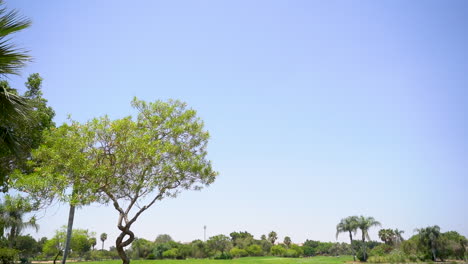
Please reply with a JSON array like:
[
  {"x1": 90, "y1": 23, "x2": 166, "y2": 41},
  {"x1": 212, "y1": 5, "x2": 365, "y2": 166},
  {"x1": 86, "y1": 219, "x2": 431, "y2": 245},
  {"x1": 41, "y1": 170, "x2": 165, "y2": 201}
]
[{"x1": 5, "y1": 0, "x2": 467, "y2": 245}]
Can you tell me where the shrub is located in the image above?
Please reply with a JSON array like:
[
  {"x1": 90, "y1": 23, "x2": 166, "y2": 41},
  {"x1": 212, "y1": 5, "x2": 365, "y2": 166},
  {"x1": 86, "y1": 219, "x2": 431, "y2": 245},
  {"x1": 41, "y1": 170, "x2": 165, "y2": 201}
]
[
  {"x1": 270, "y1": 245, "x2": 286, "y2": 256},
  {"x1": 89, "y1": 250, "x2": 108, "y2": 261},
  {"x1": 162, "y1": 248, "x2": 178, "y2": 259},
  {"x1": 369, "y1": 244, "x2": 393, "y2": 256},
  {"x1": 367, "y1": 249, "x2": 410, "y2": 263},
  {"x1": 230, "y1": 247, "x2": 248, "y2": 258},
  {"x1": 0, "y1": 248, "x2": 18, "y2": 264},
  {"x1": 290, "y1": 244, "x2": 304, "y2": 257},
  {"x1": 284, "y1": 249, "x2": 299, "y2": 258},
  {"x1": 246, "y1": 244, "x2": 263, "y2": 256},
  {"x1": 146, "y1": 253, "x2": 156, "y2": 260},
  {"x1": 213, "y1": 252, "x2": 232, "y2": 259}
]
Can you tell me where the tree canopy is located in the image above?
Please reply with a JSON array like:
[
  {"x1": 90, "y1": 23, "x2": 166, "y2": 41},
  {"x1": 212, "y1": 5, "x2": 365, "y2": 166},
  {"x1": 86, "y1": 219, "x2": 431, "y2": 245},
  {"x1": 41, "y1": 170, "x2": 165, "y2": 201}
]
[{"x1": 15, "y1": 98, "x2": 217, "y2": 264}]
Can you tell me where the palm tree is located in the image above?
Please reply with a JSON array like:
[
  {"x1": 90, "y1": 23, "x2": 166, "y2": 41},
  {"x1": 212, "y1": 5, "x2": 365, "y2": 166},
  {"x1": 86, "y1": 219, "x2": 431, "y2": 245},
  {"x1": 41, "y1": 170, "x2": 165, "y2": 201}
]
[
  {"x1": 393, "y1": 229, "x2": 405, "y2": 245},
  {"x1": 0, "y1": 0, "x2": 32, "y2": 157},
  {"x1": 0, "y1": 195, "x2": 38, "y2": 247},
  {"x1": 283, "y1": 236, "x2": 291, "y2": 248},
  {"x1": 378, "y1": 229, "x2": 394, "y2": 245},
  {"x1": 100, "y1": 233, "x2": 107, "y2": 250},
  {"x1": 415, "y1": 225, "x2": 441, "y2": 261},
  {"x1": 0, "y1": 0, "x2": 31, "y2": 76},
  {"x1": 336, "y1": 216, "x2": 359, "y2": 261},
  {"x1": 268, "y1": 231, "x2": 278, "y2": 245},
  {"x1": 356, "y1": 216, "x2": 381, "y2": 261}
]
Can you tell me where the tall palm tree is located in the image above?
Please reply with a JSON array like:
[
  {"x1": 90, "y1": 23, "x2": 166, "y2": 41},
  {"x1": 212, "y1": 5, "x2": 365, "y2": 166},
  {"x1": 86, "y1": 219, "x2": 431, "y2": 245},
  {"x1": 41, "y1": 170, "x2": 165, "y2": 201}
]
[
  {"x1": 393, "y1": 229, "x2": 405, "y2": 245},
  {"x1": 378, "y1": 229, "x2": 394, "y2": 245},
  {"x1": 0, "y1": 0, "x2": 32, "y2": 157},
  {"x1": 356, "y1": 216, "x2": 381, "y2": 261},
  {"x1": 100, "y1": 233, "x2": 107, "y2": 250},
  {"x1": 0, "y1": 195, "x2": 38, "y2": 247},
  {"x1": 336, "y1": 216, "x2": 359, "y2": 261},
  {"x1": 415, "y1": 225, "x2": 441, "y2": 261}
]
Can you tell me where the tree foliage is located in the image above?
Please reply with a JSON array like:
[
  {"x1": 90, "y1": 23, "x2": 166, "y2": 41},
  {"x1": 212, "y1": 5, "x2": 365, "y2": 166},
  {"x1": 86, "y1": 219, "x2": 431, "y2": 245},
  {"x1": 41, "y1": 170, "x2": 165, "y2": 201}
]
[
  {"x1": 1, "y1": 74, "x2": 55, "y2": 192},
  {"x1": 16, "y1": 98, "x2": 217, "y2": 264}
]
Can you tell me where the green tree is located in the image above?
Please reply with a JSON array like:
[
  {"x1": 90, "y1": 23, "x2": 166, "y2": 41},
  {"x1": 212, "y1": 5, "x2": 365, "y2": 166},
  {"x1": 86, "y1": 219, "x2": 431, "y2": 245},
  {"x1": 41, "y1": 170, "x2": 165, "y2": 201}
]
[
  {"x1": 246, "y1": 244, "x2": 263, "y2": 256},
  {"x1": 378, "y1": 229, "x2": 395, "y2": 245},
  {"x1": 42, "y1": 230, "x2": 65, "y2": 264},
  {"x1": 0, "y1": 195, "x2": 38, "y2": 248},
  {"x1": 100, "y1": 233, "x2": 107, "y2": 250},
  {"x1": 89, "y1": 237, "x2": 97, "y2": 251},
  {"x1": 70, "y1": 229, "x2": 92, "y2": 259},
  {"x1": 356, "y1": 215, "x2": 381, "y2": 261},
  {"x1": 230, "y1": 247, "x2": 248, "y2": 258},
  {"x1": 43, "y1": 228, "x2": 94, "y2": 263},
  {"x1": 268, "y1": 231, "x2": 278, "y2": 245},
  {"x1": 270, "y1": 245, "x2": 286, "y2": 256},
  {"x1": 336, "y1": 215, "x2": 358, "y2": 260},
  {"x1": 154, "y1": 234, "x2": 173, "y2": 244},
  {"x1": 283, "y1": 236, "x2": 291, "y2": 248},
  {"x1": 18, "y1": 98, "x2": 217, "y2": 264},
  {"x1": 190, "y1": 239, "x2": 208, "y2": 258},
  {"x1": 229, "y1": 231, "x2": 253, "y2": 249},
  {"x1": 130, "y1": 238, "x2": 153, "y2": 259},
  {"x1": 438, "y1": 231, "x2": 467, "y2": 260},
  {"x1": 1, "y1": 74, "x2": 55, "y2": 192},
  {"x1": 207, "y1": 235, "x2": 232, "y2": 255},
  {"x1": 415, "y1": 225, "x2": 441, "y2": 261},
  {"x1": 12, "y1": 235, "x2": 38, "y2": 259}
]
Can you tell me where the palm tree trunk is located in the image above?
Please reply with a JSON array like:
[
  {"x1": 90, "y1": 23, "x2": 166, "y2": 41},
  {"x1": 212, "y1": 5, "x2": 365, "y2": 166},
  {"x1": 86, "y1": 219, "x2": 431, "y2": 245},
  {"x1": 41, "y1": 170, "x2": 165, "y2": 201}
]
[
  {"x1": 431, "y1": 244, "x2": 437, "y2": 261},
  {"x1": 349, "y1": 231, "x2": 356, "y2": 262},
  {"x1": 61, "y1": 203, "x2": 75, "y2": 264},
  {"x1": 362, "y1": 231, "x2": 367, "y2": 262}
]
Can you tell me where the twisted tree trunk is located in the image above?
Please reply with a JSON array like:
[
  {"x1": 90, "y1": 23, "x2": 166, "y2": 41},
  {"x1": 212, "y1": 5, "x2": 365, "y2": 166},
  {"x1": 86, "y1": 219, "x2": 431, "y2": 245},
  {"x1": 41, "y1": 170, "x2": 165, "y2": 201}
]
[{"x1": 115, "y1": 224, "x2": 135, "y2": 264}]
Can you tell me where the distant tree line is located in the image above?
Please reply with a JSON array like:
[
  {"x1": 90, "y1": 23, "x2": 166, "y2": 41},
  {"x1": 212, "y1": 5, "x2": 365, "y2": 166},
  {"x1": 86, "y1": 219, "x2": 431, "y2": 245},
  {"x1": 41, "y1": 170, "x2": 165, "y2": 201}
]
[{"x1": 336, "y1": 215, "x2": 467, "y2": 263}]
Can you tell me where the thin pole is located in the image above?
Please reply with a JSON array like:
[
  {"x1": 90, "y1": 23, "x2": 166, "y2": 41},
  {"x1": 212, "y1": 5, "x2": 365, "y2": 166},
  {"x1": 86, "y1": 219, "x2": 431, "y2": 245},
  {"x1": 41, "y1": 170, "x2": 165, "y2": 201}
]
[{"x1": 204, "y1": 225, "x2": 206, "y2": 242}]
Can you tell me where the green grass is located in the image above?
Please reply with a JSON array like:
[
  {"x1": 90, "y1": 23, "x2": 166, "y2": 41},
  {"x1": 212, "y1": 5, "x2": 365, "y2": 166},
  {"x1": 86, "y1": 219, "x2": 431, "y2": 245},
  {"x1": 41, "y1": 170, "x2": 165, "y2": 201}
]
[{"x1": 80, "y1": 256, "x2": 353, "y2": 264}]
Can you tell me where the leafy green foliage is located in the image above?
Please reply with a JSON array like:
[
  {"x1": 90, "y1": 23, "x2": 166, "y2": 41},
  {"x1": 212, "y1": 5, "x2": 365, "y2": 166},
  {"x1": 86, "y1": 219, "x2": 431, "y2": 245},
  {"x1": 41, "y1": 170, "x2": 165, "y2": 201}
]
[
  {"x1": 267, "y1": 231, "x2": 278, "y2": 245},
  {"x1": 0, "y1": 195, "x2": 38, "y2": 247},
  {"x1": 230, "y1": 247, "x2": 248, "y2": 258},
  {"x1": 270, "y1": 245, "x2": 286, "y2": 256},
  {"x1": 42, "y1": 228, "x2": 93, "y2": 260},
  {"x1": 207, "y1": 235, "x2": 232, "y2": 255},
  {"x1": 1, "y1": 74, "x2": 54, "y2": 192},
  {"x1": 162, "y1": 248, "x2": 178, "y2": 259},
  {"x1": 283, "y1": 236, "x2": 291, "y2": 248},
  {"x1": 0, "y1": 248, "x2": 18, "y2": 264},
  {"x1": 154, "y1": 234, "x2": 173, "y2": 245},
  {"x1": 13, "y1": 98, "x2": 218, "y2": 264},
  {"x1": 246, "y1": 244, "x2": 262, "y2": 256}
]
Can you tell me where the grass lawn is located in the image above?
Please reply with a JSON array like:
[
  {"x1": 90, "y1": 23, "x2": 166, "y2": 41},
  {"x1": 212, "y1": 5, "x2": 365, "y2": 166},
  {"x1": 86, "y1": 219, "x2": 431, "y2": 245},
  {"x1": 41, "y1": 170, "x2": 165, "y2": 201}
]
[{"x1": 80, "y1": 256, "x2": 353, "y2": 264}]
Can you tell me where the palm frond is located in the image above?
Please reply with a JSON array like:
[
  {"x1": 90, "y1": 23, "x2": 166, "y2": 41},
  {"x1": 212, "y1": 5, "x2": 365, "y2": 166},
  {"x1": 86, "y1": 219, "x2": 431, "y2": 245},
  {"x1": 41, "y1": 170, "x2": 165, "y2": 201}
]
[{"x1": 0, "y1": 1, "x2": 31, "y2": 76}]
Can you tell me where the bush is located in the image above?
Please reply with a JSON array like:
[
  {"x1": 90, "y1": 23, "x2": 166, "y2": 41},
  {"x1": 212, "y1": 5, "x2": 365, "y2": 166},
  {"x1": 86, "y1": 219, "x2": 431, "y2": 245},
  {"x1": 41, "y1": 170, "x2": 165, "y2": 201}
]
[
  {"x1": 290, "y1": 244, "x2": 304, "y2": 257},
  {"x1": 367, "y1": 249, "x2": 410, "y2": 263},
  {"x1": 0, "y1": 248, "x2": 19, "y2": 264},
  {"x1": 284, "y1": 249, "x2": 299, "y2": 258},
  {"x1": 213, "y1": 252, "x2": 232, "y2": 259},
  {"x1": 369, "y1": 244, "x2": 393, "y2": 257},
  {"x1": 270, "y1": 245, "x2": 286, "y2": 256},
  {"x1": 162, "y1": 248, "x2": 178, "y2": 259},
  {"x1": 246, "y1": 244, "x2": 263, "y2": 256},
  {"x1": 146, "y1": 253, "x2": 156, "y2": 260},
  {"x1": 230, "y1": 247, "x2": 248, "y2": 258}
]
